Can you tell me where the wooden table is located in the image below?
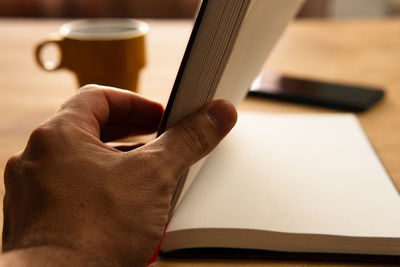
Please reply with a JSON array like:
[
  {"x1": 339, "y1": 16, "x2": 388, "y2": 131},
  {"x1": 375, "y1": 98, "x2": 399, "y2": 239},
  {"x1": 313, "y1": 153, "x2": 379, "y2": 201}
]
[{"x1": 1, "y1": 18, "x2": 400, "y2": 266}]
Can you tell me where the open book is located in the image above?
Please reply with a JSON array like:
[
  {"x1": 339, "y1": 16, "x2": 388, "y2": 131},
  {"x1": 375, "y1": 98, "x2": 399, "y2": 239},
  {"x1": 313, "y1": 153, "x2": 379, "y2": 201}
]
[
  {"x1": 161, "y1": 113, "x2": 400, "y2": 255},
  {"x1": 156, "y1": 0, "x2": 400, "y2": 257}
]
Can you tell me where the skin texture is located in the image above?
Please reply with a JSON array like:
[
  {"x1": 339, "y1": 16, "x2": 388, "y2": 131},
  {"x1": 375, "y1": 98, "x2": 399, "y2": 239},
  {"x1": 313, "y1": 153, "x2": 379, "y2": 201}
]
[{"x1": 1, "y1": 85, "x2": 237, "y2": 267}]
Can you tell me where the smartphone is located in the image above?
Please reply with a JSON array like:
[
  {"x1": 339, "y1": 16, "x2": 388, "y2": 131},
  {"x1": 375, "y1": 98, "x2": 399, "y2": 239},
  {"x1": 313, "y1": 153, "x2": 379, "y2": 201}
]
[{"x1": 248, "y1": 73, "x2": 384, "y2": 112}]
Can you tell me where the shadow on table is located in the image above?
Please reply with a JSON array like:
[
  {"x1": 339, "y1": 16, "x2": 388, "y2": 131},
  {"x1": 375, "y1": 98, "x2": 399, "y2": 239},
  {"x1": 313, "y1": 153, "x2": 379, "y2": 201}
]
[{"x1": 160, "y1": 248, "x2": 400, "y2": 266}]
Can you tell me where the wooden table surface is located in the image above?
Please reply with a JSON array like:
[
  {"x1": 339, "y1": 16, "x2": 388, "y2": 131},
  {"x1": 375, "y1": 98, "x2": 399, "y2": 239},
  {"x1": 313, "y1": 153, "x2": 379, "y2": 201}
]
[{"x1": 1, "y1": 18, "x2": 400, "y2": 266}]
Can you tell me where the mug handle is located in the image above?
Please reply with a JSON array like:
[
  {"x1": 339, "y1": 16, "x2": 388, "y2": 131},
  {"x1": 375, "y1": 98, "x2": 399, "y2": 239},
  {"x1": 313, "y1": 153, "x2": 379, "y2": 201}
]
[{"x1": 35, "y1": 36, "x2": 64, "y2": 71}]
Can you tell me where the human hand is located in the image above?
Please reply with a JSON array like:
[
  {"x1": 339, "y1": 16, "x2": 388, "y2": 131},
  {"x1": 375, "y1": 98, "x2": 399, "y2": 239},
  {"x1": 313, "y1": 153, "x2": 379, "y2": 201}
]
[{"x1": 2, "y1": 85, "x2": 237, "y2": 266}]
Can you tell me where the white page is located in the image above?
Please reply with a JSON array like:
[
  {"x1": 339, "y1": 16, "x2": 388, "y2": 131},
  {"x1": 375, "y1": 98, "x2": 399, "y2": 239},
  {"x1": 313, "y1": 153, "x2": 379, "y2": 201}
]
[
  {"x1": 167, "y1": 113, "x2": 400, "y2": 238},
  {"x1": 214, "y1": 0, "x2": 305, "y2": 105},
  {"x1": 170, "y1": 0, "x2": 305, "y2": 209},
  {"x1": 164, "y1": 0, "x2": 304, "y2": 129}
]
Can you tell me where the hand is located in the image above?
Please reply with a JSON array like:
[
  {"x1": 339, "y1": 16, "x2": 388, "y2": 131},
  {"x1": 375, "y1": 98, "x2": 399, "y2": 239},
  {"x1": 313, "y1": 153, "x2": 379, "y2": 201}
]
[{"x1": 2, "y1": 85, "x2": 237, "y2": 267}]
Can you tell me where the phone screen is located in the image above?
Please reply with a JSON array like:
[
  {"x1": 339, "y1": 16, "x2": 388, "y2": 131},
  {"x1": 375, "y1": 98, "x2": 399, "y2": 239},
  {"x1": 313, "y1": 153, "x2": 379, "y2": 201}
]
[{"x1": 248, "y1": 73, "x2": 384, "y2": 112}]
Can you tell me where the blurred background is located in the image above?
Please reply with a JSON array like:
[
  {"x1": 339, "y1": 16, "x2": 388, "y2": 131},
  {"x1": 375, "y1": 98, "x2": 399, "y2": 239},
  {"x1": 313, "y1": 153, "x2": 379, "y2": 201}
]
[{"x1": 1, "y1": 0, "x2": 400, "y2": 19}]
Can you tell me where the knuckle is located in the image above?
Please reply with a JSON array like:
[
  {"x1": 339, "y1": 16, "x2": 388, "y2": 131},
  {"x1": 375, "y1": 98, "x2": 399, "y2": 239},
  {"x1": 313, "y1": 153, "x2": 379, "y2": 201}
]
[
  {"x1": 60, "y1": 85, "x2": 108, "y2": 113},
  {"x1": 29, "y1": 118, "x2": 67, "y2": 143},
  {"x1": 60, "y1": 85, "x2": 101, "y2": 111},
  {"x1": 29, "y1": 123, "x2": 55, "y2": 145},
  {"x1": 4, "y1": 153, "x2": 35, "y2": 190},
  {"x1": 78, "y1": 84, "x2": 101, "y2": 93},
  {"x1": 27, "y1": 117, "x2": 72, "y2": 157},
  {"x1": 140, "y1": 149, "x2": 176, "y2": 180},
  {"x1": 121, "y1": 148, "x2": 178, "y2": 193},
  {"x1": 178, "y1": 117, "x2": 218, "y2": 159},
  {"x1": 5, "y1": 154, "x2": 20, "y2": 171},
  {"x1": 4, "y1": 154, "x2": 21, "y2": 184}
]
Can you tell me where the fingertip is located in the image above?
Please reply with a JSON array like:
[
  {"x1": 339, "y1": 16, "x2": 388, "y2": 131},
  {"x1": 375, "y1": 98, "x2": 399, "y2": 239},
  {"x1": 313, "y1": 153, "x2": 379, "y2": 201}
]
[
  {"x1": 153, "y1": 101, "x2": 165, "y2": 118},
  {"x1": 206, "y1": 100, "x2": 237, "y2": 136},
  {"x1": 139, "y1": 101, "x2": 164, "y2": 128},
  {"x1": 141, "y1": 99, "x2": 237, "y2": 176}
]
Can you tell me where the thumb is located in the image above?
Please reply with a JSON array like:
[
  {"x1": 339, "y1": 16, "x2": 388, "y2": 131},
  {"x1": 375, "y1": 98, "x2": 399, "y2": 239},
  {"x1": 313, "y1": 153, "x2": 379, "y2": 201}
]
[{"x1": 149, "y1": 100, "x2": 237, "y2": 174}]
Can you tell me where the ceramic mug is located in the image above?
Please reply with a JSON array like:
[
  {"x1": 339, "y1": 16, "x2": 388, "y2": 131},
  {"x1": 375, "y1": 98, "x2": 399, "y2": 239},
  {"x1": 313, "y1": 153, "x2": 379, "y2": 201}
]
[{"x1": 35, "y1": 19, "x2": 148, "y2": 92}]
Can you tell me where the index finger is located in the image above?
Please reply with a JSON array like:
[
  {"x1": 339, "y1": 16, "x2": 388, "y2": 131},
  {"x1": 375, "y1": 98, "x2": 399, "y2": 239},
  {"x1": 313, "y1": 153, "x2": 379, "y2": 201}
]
[{"x1": 59, "y1": 85, "x2": 164, "y2": 140}]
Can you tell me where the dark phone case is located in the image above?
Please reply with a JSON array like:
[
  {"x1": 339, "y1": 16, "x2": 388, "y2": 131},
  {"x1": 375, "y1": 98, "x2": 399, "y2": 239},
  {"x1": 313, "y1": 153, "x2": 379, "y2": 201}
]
[{"x1": 248, "y1": 74, "x2": 384, "y2": 112}]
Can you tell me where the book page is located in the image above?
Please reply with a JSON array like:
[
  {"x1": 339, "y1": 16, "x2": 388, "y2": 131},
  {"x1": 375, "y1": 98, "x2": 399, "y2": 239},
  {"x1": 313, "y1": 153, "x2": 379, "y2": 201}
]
[
  {"x1": 214, "y1": 0, "x2": 305, "y2": 105},
  {"x1": 161, "y1": 0, "x2": 304, "y2": 130},
  {"x1": 167, "y1": 0, "x2": 305, "y2": 210},
  {"x1": 167, "y1": 113, "x2": 400, "y2": 238}
]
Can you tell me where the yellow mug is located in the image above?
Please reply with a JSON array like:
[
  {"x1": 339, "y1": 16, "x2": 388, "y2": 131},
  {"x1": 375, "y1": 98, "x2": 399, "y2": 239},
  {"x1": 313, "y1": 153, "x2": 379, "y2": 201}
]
[{"x1": 35, "y1": 19, "x2": 148, "y2": 92}]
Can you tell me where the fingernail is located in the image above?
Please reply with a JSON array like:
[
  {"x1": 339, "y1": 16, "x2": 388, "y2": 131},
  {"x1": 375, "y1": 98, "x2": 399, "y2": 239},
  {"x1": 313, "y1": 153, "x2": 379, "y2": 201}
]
[{"x1": 206, "y1": 100, "x2": 237, "y2": 135}]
